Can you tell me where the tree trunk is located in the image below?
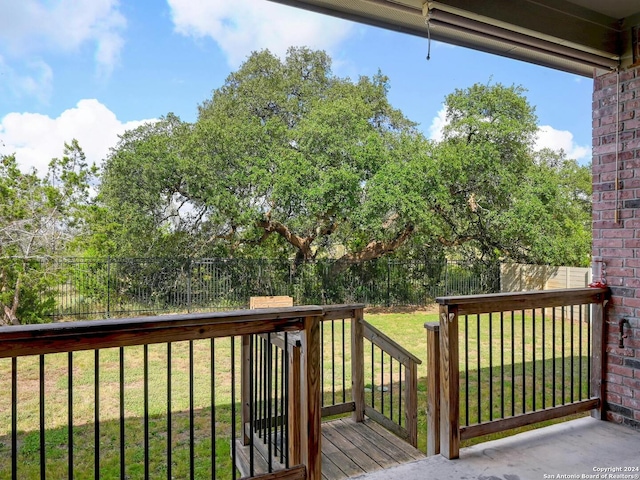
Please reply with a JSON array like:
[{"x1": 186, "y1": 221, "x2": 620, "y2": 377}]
[
  {"x1": 1, "y1": 275, "x2": 21, "y2": 325},
  {"x1": 331, "y1": 224, "x2": 414, "y2": 275}
]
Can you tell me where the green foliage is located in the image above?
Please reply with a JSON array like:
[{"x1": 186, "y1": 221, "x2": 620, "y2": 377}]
[
  {"x1": 99, "y1": 48, "x2": 433, "y2": 265},
  {"x1": 0, "y1": 142, "x2": 96, "y2": 324},
  {"x1": 429, "y1": 83, "x2": 591, "y2": 266},
  {"x1": 95, "y1": 53, "x2": 590, "y2": 269}
]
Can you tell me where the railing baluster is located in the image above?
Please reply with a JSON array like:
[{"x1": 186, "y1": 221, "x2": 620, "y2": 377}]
[
  {"x1": 12, "y1": 357, "x2": 17, "y2": 480},
  {"x1": 579, "y1": 305, "x2": 583, "y2": 399},
  {"x1": 342, "y1": 318, "x2": 346, "y2": 404},
  {"x1": 262, "y1": 337, "x2": 268, "y2": 443},
  {"x1": 279, "y1": 341, "x2": 285, "y2": 464},
  {"x1": 40, "y1": 354, "x2": 46, "y2": 479},
  {"x1": 381, "y1": 347, "x2": 384, "y2": 416},
  {"x1": 231, "y1": 337, "x2": 237, "y2": 480},
  {"x1": 321, "y1": 321, "x2": 324, "y2": 407},
  {"x1": 95, "y1": 350, "x2": 100, "y2": 480},
  {"x1": 562, "y1": 307, "x2": 566, "y2": 404},
  {"x1": 371, "y1": 343, "x2": 375, "y2": 409},
  {"x1": 571, "y1": 304, "x2": 575, "y2": 403},
  {"x1": 68, "y1": 352, "x2": 74, "y2": 480},
  {"x1": 331, "y1": 320, "x2": 336, "y2": 406},
  {"x1": 398, "y1": 362, "x2": 402, "y2": 427},
  {"x1": 500, "y1": 312, "x2": 504, "y2": 419},
  {"x1": 267, "y1": 333, "x2": 273, "y2": 472},
  {"x1": 511, "y1": 311, "x2": 515, "y2": 417},
  {"x1": 189, "y1": 340, "x2": 194, "y2": 480},
  {"x1": 284, "y1": 332, "x2": 290, "y2": 469},
  {"x1": 477, "y1": 314, "x2": 481, "y2": 424},
  {"x1": 542, "y1": 308, "x2": 546, "y2": 409},
  {"x1": 144, "y1": 345, "x2": 149, "y2": 480},
  {"x1": 249, "y1": 336, "x2": 254, "y2": 477},
  {"x1": 489, "y1": 312, "x2": 493, "y2": 421},
  {"x1": 552, "y1": 307, "x2": 557, "y2": 407},
  {"x1": 587, "y1": 305, "x2": 591, "y2": 395},
  {"x1": 212, "y1": 338, "x2": 217, "y2": 479},
  {"x1": 167, "y1": 343, "x2": 172, "y2": 480},
  {"x1": 521, "y1": 310, "x2": 525, "y2": 414},
  {"x1": 390, "y1": 355, "x2": 394, "y2": 423},
  {"x1": 119, "y1": 347, "x2": 125, "y2": 480},
  {"x1": 465, "y1": 314, "x2": 469, "y2": 426},
  {"x1": 532, "y1": 309, "x2": 536, "y2": 411}
]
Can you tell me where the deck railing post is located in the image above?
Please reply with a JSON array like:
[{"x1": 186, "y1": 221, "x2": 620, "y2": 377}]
[
  {"x1": 439, "y1": 304, "x2": 460, "y2": 459},
  {"x1": 425, "y1": 322, "x2": 440, "y2": 456},
  {"x1": 241, "y1": 334, "x2": 251, "y2": 445},
  {"x1": 300, "y1": 314, "x2": 322, "y2": 480},
  {"x1": 405, "y1": 359, "x2": 419, "y2": 447},
  {"x1": 351, "y1": 307, "x2": 366, "y2": 422},
  {"x1": 591, "y1": 295, "x2": 607, "y2": 420}
]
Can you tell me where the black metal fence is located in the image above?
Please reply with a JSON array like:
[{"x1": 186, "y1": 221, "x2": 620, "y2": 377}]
[{"x1": 2, "y1": 257, "x2": 500, "y2": 321}]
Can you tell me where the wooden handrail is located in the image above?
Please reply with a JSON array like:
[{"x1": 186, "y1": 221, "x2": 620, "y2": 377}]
[
  {"x1": 0, "y1": 307, "x2": 323, "y2": 358},
  {"x1": 362, "y1": 320, "x2": 422, "y2": 368},
  {"x1": 436, "y1": 287, "x2": 609, "y2": 316}
]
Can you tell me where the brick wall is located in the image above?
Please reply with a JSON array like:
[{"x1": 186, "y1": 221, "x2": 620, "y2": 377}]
[{"x1": 592, "y1": 65, "x2": 640, "y2": 429}]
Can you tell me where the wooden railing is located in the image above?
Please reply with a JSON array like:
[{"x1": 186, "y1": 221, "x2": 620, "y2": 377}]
[
  {"x1": 0, "y1": 307, "x2": 324, "y2": 480},
  {"x1": 239, "y1": 304, "x2": 422, "y2": 476},
  {"x1": 426, "y1": 287, "x2": 609, "y2": 459},
  {"x1": 321, "y1": 306, "x2": 421, "y2": 446},
  {"x1": 1, "y1": 304, "x2": 422, "y2": 479}
]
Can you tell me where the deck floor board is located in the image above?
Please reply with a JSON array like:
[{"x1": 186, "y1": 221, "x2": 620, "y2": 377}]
[{"x1": 236, "y1": 417, "x2": 425, "y2": 480}]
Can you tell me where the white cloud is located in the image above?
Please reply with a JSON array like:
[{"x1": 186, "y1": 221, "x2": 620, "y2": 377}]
[
  {"x1": 167, "y1": 0, "x2": 354, "y2": 67},
  {"x1": 428, "y1": 106, "x2": 448, "y2": 142},
  {"x1": 428, "y1": 109, "x2": 590, "y2": 163},
  {"x1": 0, "y1": 55, "x2": 53, "y2": 103},
  {"x1": 0, "y1": 0, "x2": 126, "y2": 76},
  {"x1": 0, "y1": 100, "x2": 154, "y2": 175},
  {"x1": 536, "y1": 125, "x2": 590, "y2": 162}
]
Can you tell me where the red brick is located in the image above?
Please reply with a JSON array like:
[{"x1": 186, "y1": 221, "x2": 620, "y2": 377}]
[
  {"x1": 622, "y1": 297, "x2": 640, "y2": 308},
  {"x1": 602, "y1": 248, "x2": 634, "y2": 258},
  {"x1": 621, "y1": 396, "x2": 640, "y2": 410},
  {"x1": 603, "y1": 229, "x2": 635, "y2": 238},
  {"x1": 620, "y1": 70, "x2": 637, "y2": 82},
  {"x1": 593, "y1": 239, "x2": 622, "y2": 248},
  {"x1": 605, "y1": 393, "x2": 622, "y2": 406},
  {"x1": 623, "y1": 377, "x2": 640, "y2": 392},
  {"x1": 606, "y1": 372, "x2": 623, "y2": 384},
  {"x1": 607, "y1": 411, "x2": 623, "y2": 423},
  {"x1": 609, "y1": 364, "x2": 635, "y2": 377},
  {"x1": 608, "y1": 382, "x2": 634, "y2": 397}
]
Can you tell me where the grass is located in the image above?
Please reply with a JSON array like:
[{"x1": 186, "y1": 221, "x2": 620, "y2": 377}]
[{"x1": 0, "y1": 308, "x2": 592, "y2": 478}]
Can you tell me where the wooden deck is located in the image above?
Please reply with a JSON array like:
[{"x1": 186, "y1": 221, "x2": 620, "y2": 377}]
[{"x1": 236, "y1": 417, "x2": 425, "y2": 480}]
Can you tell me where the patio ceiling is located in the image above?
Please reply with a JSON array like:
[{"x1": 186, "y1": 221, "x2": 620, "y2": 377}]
[{"x1": 269, "y1": 0, "x2": 640, "y2": 77}]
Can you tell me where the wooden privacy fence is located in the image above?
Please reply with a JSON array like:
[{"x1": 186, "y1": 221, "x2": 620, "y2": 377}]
[{"x1": 425, "y1": 287, "x2": 609, "y2": 459}]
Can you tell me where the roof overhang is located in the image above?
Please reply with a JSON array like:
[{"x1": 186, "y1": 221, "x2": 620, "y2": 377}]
[{"x1": 269, "y1": 0, "x2": 640, "y2": 77}]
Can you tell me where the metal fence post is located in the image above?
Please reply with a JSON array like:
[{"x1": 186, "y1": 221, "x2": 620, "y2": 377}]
[
  {"x1": 187, "y1": 259, "x2": 192, "y2": 313},
  {"x1": 107, "y1": 256, "x2": 111, "y2": 319},
  {"x1": 386, "y1": 259, "x2": 391, "y2": 307}
]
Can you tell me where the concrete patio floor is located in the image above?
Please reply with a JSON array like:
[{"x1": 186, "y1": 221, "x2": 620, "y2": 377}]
[{"x1": 354, "y1": 417, "x2": 640, "y2": 480}]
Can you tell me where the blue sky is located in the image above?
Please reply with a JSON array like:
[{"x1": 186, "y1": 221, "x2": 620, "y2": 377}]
[{"x1": 0, "y1": 0, "x2": 593, "y2": 175}]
